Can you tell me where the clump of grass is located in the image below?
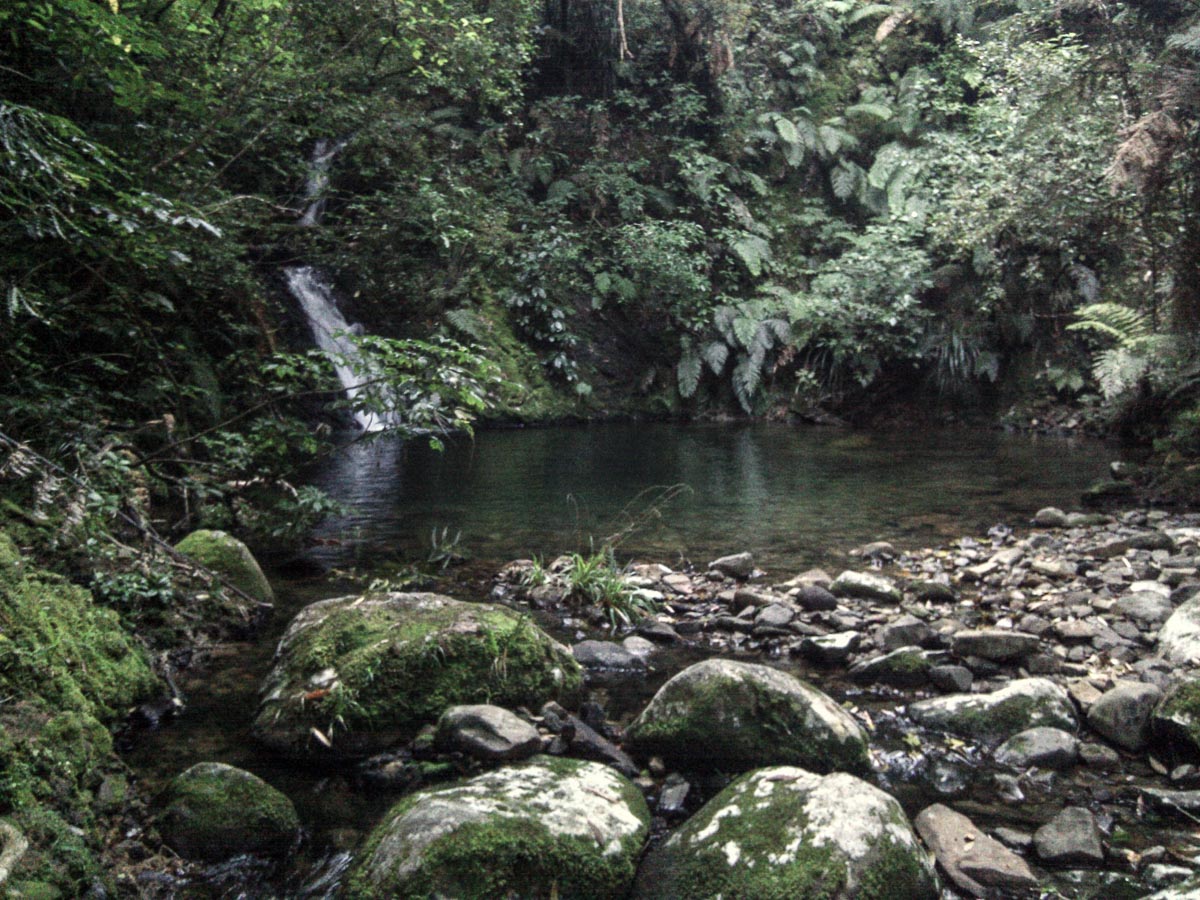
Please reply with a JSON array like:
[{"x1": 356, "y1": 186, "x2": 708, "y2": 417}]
[{"x1": 564, "y1": 548, "x2": 658, "y2": 628}]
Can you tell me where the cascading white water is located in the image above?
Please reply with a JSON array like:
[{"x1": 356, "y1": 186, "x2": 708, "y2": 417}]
[
  {"x1": 284, "y1": 266, "x2": 391, "y2": 432},
  {"x1": 286, "y1": 140, "x2": 395, "y2": 432}
]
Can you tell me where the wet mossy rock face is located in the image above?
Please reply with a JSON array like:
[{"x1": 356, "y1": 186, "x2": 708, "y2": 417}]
[
  {"x1": 907, "y1": 677, "x2": 1077, "y2": 747},
  {"x1": 632, "y1": 766, "x2": 938, "y2": 900},
  {"x1": 253, "y1": 592, "x2": 582, "y2": 758},
  {"x1": 347, "y1": 756, "x2": 651, "y2": 899},
  {"x1": 174, "y1": 528, "x2": 274, "y2": 605},
  {"x1": 624, "y1": 659, "x2": 870, "y2": 774},
  {"x1": 1153, "y1": 679, "x2": 1200, "y2": 763},
  {"x1": 159, "y1": 762, "x2": 300, "y2": 861},
  {"x1": 0, "y1": 531, "x2": 160, "y2": 895}
]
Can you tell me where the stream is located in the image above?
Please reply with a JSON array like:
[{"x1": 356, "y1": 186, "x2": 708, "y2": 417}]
[{"x1": 123, "y1": 422, "x2": 1142, "y2": 897}]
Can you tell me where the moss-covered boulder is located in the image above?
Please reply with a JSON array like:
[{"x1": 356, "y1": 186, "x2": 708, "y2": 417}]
[
  {"x1": 632, "y1": 767, "x2": 938, "y2": 900},
  {"x1": 347, "y1": 756, "x2": 650, "y2": 899},
  {"x1": 1153, "y1": 679, "x2": 1200, "y2": 764},
  {"x1": 624, "y1": 659, "x2": 869, "y2": 774},
  {"x1": 174, "y1": 529, "x2": 274, "y2": 605},
  {"x1": 159, "y1": 762, "x2": 299, "y2": 861},
  {"x1": 1158, "y1": 596, "x2": 1200, "y2": 666},
  {"x1": 907, "y1": 678, "x2": 1077, "y2": 747},
  {"x1": 0, "y1": 532, "x2": 158, "y2": 721},
  {"x1": 252, "y1": 592, "x2": 582, "y2": 759}
]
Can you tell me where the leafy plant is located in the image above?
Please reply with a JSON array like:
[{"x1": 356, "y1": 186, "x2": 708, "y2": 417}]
[
  {"x1": 427, "y1": 526, "x2": 466, "y2": 570},
  {"x1": 564, "y1": 550, "x2": 658, "y2": 628}
]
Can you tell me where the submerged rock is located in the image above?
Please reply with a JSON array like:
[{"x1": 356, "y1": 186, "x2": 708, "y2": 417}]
[
  {"x1": 159, "y1": 762, "x2": 299, "y2": 861},
  {"x1": 624, "y1": 659, "x2": 869, "y2": 774},
  {"x1": 913, "y1": 803, "x2": 1038, "y2": 897},
  {"x1": 907, "y1": 678, "x2": 1077, "y2": 747},
  {"x1": 632, "y1": 767, "x2": 938, "y2": 900},
  {"x1": 174, "y1": 529, "x2": 274, "y2": 604},
  {"x1": 252, "y1": 592, "x2": 581, "y2": 759},
  {"x1": 347, "y1": 757, "x2": 649, "y2": 899}
]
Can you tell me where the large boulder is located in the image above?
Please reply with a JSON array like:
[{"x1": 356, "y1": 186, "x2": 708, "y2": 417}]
[
  {"x1": 632, "y1": 767, "x2": 938, "y2": 900},
  {"x1": 174, "y1": 529, "x2": 274, "y2": 604},
  {"x1": 252, "y1": 592, "x2": 581, "y2": 758},
  {"x1": 158, "y1": 762, "x2": 299, "y2": 861},
  {"x1": 347, "y1": 757, "x2": 649, "y2": 899},
  {"x1": 624, "y1": 659, "x2": 869, "y2": 774},
  {"x1": 907, "y1": 678, "x2": 1077, "y2": 747},
  {"x1": 1158, "y1": 596, "x2": 1200, "y2": 665}
]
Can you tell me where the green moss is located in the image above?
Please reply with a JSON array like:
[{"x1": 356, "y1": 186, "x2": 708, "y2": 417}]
[
  {"x1": 254, "y1": 594, "x2": 582, "y2": 756},
  {"x1": 347, "y1": 758, "x2": 649, "y2": 900},
  {"x1": 159, "y1": 762, "x2": 299, "y2": 861},
  {"x1": 1154, "y1": 679, "x2": 1200, "y2": 761},
  {"x1": 628, "y1": 667, "x2": 868, "y2": 774},
  {"x1": 174, "y1": 529, "x2": 274, "y2": 604}
]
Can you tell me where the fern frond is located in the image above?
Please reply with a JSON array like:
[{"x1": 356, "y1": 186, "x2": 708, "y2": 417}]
[
  {"x1": 702, "y1": 341, "x2": 729, "y2": 375},
  {"x1": 677, "y1": 348, "x2": 702, "y2": 398},
  {"x1": 1067, "y1": 303, "x2": 1151, "y2": 345},
  {"x1": 445, "y1": 308, "x2": 490, "y2": 343},
  {"x1": 732, "y1": 356, "x2": 762, "y2": 413},
  {"x1": 1093, "y1": 346, "x2": 1150, "y2": 400}
]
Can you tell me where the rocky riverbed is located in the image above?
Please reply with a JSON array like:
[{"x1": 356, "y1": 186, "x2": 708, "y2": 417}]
[{"x1": 80, "y1": 508, "x2": 1200, "y2": 897}]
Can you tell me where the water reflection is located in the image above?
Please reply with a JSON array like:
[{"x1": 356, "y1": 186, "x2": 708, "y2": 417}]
[{"x1": 304, "y1": 423, "x2": 1115, "y2": 572}]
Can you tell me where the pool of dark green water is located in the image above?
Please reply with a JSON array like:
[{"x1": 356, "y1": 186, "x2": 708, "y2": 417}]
[{"x1": 122, "y1": 423, "x2": 1130, "y2": 896}]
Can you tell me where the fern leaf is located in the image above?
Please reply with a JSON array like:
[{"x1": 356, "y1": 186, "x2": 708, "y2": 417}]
[
  {"x1": 766, "y1": 317, "x2": 792, "y2": 344},
  {"x1": 1167, "y1": 23, "x2": 1200, "y2": 55},
  {"x1": 703, "y1": 341, "x2": 729, "y2": 375},
  {"x1": 677, "y1": 348, "x2": 703, "y2": 398},
  {"x1": 1093, "y1": 346, "x2": 1149, "y2": 400},
  {"x1": 774, "y1": 116, "x2": 801, "y2": 147},
  {"x1": 1067, "y1": 303, "x2": 1151, "y2": 345},
  {"x1": 445, "y1": 308, "x2": 489, "y2": 343},
  {"x1": 731, "y1": 234, "x2": 772, "y2": 277},
  {"x1": 714, "y1": 306, "x2": 738, "y2": 344},
  {"x1": 846, "y1": 102, "x2": 893, "y2": 121},
  {"x1": 733, "y1": 314, "x2": 759, "y2": 350},
  {"x1": 732, "y1": 356, "x2": 762, "y2": 413},
  {"x1": 831, "y1": 163, "x2": 861, "y2": 200},
  {"x1": 848, "y1": 4, "x2": 897, "y2": 25}
]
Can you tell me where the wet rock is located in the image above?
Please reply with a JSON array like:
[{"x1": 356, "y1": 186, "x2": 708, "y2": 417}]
[
  {"x1": 798, "y1": 631, "x2": 861, "y2": 666},
  {"x1": 848, "y1": 647, "x2": 934, "y2": 688},
  {"x1": 349, "y1": 757, "x2": 649, "y2": 899},
  {"x1": 794, "y1": 584, "x2": 839, "y2": 611},
  {"x1": 636, "y1": 619, "x2": 682, "y2": 643},
  {"x1": 831, "y1": 570, "x2": 902, "y2": 603},
  {"x1": 622, "y1": 635, "x2": 657, "y2": 661},
  {"x1": 709, "y1": 552, "x2": 755, "y2": 579},
  {"x1": 159, "y1": 762, "x2": 299, "y2": 861},
  {"x1": 564, "y1": 714, "x2": 639, "y2": 777},
  {"x1": 907, "y1": 678, "x2": 1077, "y2": 746},
  {"x1": 910, "y1": 581, "x2": 957, "y2": 603},
  {"x1": 929, "y1": 665, "x2": 973, "y2": 694},
  {"x1": 657, "y1": 775, "x2": 690, "y2": 817},
  {"x1": 879, "y1": 614, "x2": 935, "y2": 651},
  {"x1": 1158, "y1": 596, "x2": 1200, "y2": 665},
  {"x1": 1079, "y1": 742, "x2": 1121, "y2": 769},
  {"x1": 913, "y1": 803, "x2": 1038, "y2": 897},
  {"x1": 1086, "y1": 682, "x2": 1162, "y2": 752},
  {"x1": 1034, "y1": 508, "x2": 1069, "y2": 528},
  {"x1": 434, "y1": 705, "x2": 541, "y2": 762},
  {"x1": 574, "y1": 640, "x2": 647, "y2": 671},
  {"x1": 252, "y1": 592, "x2": 580, "y2": 759},
  {"x1": 951, "y1": 629, "x2": 1041, "y2": 663},
  {"x1": 993, "y1": 727, "x2": 1079, "y2": 770},
  {"x1": 1152, "y1": 679, "x2": 1200, "y2": 762},
  {"x1": 632, "y1": 767, "x2": 938, "y2": 900},
  {"x1": 1033, "y1": 807, "x2": 1104, "y2": 867},
  {"x1": 625, "y1": 659, "x2": 869, "y2": 774},
  {"x1": 174, "y1": 529, "x2": 274, "y2": 605}
]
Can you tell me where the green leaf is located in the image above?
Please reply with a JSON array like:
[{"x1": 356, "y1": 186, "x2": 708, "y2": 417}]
[
  {"x1": 677, "y1": 348, "x2": 702, "y2": 398},
  {"x1": 731, "y1": 234, "x2": 771, "y2": 277},
  {"x1": 702, "y1": 341, "x2": 729, "y2": 375},
  {"x1": 847, "y1": 4, "x2": 896, "y2": 25},
  {"x1": 845, "y1": 102, "x2": 893, "y2": 121}
]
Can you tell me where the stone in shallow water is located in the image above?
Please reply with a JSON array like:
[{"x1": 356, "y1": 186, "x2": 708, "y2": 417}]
[
  {"x1": 573, "y1": 640, "x2": 647, "y2": 671},
  {"x1": 434, "y1": 705, "x2": 541, "y2": 762},
  {"x1": 159, "y1": 762, "x2": 299, "y2": 861},
  {"x1": 831, "y1": 570, "x2": 902, "y2": 604},
  {"x1": 993, "y1": 727, "x2": 1078, "y2": 770},
  {"x1": 950, "y1": 629, "x2": 1041, "y2": 663},
  {"x1": 914, "y1": 803, "x2": 1037, "y2": 897},
  {"x1": 794, "y1": 584, "x2": 839, "y2": 611},
  {"x1": 709, "y1": 552, "x2": 755, "y2": 579},
  {"x1": 907, "y1": 678, "x2": 1077, "y2": 747},
  {"x1": 1034, "y1": 807, "x2": 1103, "y2": 867},
  {"x1": 632, "y1": 767, "x2": 938, "y2": 900},
  {"x1": 879, "y1": 614, "x2": 935, "y2": 651},
  {"x1": 848, "y1": 647, "x2": 934, "y2": 689},
  {"x1": 797, "y1": 631, "x2": 861, "y2": 666},
  {"x1": 625, "y1": 659, "x2": 869, "y2": 774},
  {"x1": 348, "y1": 757, "x2": 650, "y2": 899}
]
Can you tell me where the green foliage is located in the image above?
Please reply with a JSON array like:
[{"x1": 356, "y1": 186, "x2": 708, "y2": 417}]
[{"x1": 564, "y1": 551, "x2": 658, "y2": 628}]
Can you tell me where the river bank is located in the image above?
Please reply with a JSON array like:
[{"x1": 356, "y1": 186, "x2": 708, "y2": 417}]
[{"x1": 8, "y1": 498, "x2": 1193, "y2": 897}]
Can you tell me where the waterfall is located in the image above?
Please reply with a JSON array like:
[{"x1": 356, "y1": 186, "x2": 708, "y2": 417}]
[{"x1": 286, "y1": 140, "x2": 394, "y2": 432}]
